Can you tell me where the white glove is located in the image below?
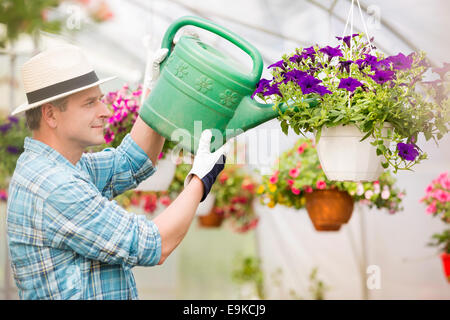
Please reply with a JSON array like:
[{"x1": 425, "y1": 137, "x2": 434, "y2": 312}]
[
  {"x1": 184, "y1": 130, "x2": 230, "y2": 202},
  {"x1": 140, "y1": 48, "x2": 169, "y2": 106}
]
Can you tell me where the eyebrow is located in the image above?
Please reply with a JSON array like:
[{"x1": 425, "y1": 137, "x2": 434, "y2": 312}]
[{"x1": 83, "y1": 94, "x2": 104, "y2": 102}]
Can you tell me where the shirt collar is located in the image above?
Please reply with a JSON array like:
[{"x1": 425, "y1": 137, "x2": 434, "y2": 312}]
[{"x1": 24, "y1": 136, "x2": 79, "y2": 170}]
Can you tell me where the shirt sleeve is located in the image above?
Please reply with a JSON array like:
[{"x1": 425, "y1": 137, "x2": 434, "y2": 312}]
[
  {"x1": 80, "y1": 133, "x2": 156, "y2": 199},
  {"x1": 43, "y1": 176, "x2": 162, "y2": 268}
]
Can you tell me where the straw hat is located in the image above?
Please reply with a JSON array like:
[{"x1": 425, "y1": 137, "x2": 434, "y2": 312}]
[{"x1": 12, "y1": 44, "x2": 116, "y2": 116}]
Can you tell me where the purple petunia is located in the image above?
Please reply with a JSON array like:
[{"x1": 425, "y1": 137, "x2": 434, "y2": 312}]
[
  {"x1": 8, "y1": 116, "x2": 18, "y2": 124},
  {"x1": 339, "y1": 60, "x2": 353, "y2": 73},
  {"x1": 319, "y1": 45, "x2": 343, "y2": 60},
  {"x1": 397, "y1": 142, "x2": 419, "y2": 161},
  {"x1": 336, "y1": 33, "x2": 359, "y2": 48},
  {"x1": 297, "y1": 75, "x2": 322, "y2": 94},
  {"x1": 369, "y1": 70, "x2": 395, "y2": 84},
  {"x1": 263, "y1": 83, "x2": 282, "y2": 97},
  {"x1": 6, "y1": 146, "x2": 20, "y2": 154},
  {"x1": 314, "y1": 85, "x2": 332, "y2": 96},
  {"x1": 386, "y1": 53, "x2": 413, "y2": 70},
  {"x1": 284, "y1": 69, "x2": 307, "y2": 83},
  {"x1": 267, "y1": 60, "x2": 286, "y2": 70},
  {"x1": 251, "y1": 78, "x2": 271, "y2": 99},
  {"x1": 338, "y1": 77, "x2": 363, "y2": 92},
  {"x1": 0, "y1": 122, "x2": 12, "y2": 134}
]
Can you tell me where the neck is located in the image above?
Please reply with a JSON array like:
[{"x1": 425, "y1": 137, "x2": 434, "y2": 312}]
[{"x1": 33, "y1": 131, "x2": 84, "y2": 166}]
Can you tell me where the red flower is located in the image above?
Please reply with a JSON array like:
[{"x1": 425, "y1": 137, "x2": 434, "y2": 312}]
[
  {"x1": 287, "y1": 179, "x2": 295, "y2": 186},
  {"x1": 291, "y1": 186, "x2": 301, "y2": 195},
  {"x1": 219, "y1": 173, "x2": 228, "y2": 184},
  {"x1": 316, "y1": 180, "x2": 326, "y2": 189},
  {"x1": 289, "y1": 168, "x2": 300, "y2": 178},
  {"x1": 304, "y1": 186, "x2": 313, "y2": 193},
  {"x1": 159, "y1": 195, "x2": 171, "y2": 206},
  {"x1": 269, "y1": 175, "x2": 278, "y2": 184},
  {"x1": 297, "y1": 142, "x2": 308, "y2": 154}
]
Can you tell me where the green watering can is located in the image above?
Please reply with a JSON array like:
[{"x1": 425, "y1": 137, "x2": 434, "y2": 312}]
[{"x1": 139, "y1": 15, "x2": 316, "y2": 154}]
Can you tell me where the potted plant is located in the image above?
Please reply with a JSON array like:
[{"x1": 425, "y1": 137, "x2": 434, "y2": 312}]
[
  {"x1": 231, "y1": 255, "x2": 265, "y2": 299},
  {"x1": 428, "y1": 230, "x2": 450, "y2": 283},
  {"x1": 212, "y1": 165, "x2": 259, "y2": 232},
  {"x1": 102, "y1": 84, "x2": 177, "y2": 191},
  {"x1": 258, "y1": 138, "x2": 405, "y2": 231},
  {"x1": 253, "y1": 33, "x2": 449, "y2": 181},
  {"x1": 421, "y1": 171, "x2": 450, "y2": 282}
]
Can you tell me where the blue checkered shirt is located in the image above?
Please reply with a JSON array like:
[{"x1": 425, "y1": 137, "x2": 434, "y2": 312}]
[{"x1": 6, "y1": 133, "x2": 161, "y2": 300}]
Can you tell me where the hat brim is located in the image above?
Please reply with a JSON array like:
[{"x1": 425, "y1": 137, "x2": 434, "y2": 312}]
[{"x1": 11, "y1": 76, "x2": 117, "y2": 116}]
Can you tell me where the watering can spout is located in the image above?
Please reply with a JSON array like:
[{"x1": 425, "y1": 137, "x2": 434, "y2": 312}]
[{"x1": 224, "y1": 96, "x2": 318, "y2": 139}]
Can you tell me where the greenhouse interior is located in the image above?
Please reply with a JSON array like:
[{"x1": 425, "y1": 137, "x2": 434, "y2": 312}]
[{"x1": 0, "y1": 0, "x2": 449, "y2": 300}]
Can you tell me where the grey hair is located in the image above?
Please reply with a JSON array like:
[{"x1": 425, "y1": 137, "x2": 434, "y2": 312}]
[{"x1": 25, "y1": 97, "x2": 68, "y2": 131}]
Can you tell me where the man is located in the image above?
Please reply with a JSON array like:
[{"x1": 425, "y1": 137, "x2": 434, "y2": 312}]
[{"x1": 6, "y1": 44, "x2": 227, "y2": 299}]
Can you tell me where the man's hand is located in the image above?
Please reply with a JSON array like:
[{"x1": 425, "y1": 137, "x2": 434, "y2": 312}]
[
  {"x1": 140, "y1": 48, "x2": 169, "y2": 106},
  {"x1": 184, "y1": 130, "x2": 229, "y2": 202}
]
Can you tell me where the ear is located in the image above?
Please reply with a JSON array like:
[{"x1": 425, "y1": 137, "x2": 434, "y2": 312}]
[{"x1": 41, "y1": 103, "x2": 58, "y2": 129}]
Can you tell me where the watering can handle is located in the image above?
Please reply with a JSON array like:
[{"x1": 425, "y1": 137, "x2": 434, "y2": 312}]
[{"x1": 161, "y1": 16, "x2": 263, "y2": 83}]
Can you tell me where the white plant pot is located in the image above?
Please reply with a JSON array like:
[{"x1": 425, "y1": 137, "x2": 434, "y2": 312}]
[
  {"x1": 136, "y1": 157, "x2": 176, "y2": 191},
  {"x1": 316, "y1": 124, "x2": 391, "y2": 182},
  {"x1": 195, "y1": 193, "x2": 216, "y2": 216}
]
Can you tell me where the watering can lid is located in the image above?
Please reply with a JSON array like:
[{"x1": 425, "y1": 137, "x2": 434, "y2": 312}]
[{"x1": 174, "y1": 35, "x2": 260, "y2": 90}]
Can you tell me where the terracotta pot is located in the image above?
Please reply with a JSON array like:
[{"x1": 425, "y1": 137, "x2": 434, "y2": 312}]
[
  {"x1": 305, "y1": 189, "x2": 354, "y2": 231},
  {"x1": 198, "y1": 208, "x2": 224, "y2": 228},
  {"x1": 441, "y1": 252, "x2": 450, "y2": 283}
]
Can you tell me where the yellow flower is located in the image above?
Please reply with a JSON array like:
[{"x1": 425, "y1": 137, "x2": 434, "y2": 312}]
[
  {"x1": 300, "y1": 197, "x2": 306, "y2": 206},
  {"x1": 268, "y1": 184, "x2": 277, "y2": 193},
  {"x1": 257, "y1": 185, "x2": 265, "y2": 194},
  {"x1": 267, "y1": 201, "x2": 275, "y2": 208},
  {"x1": 122, "y1": 197, "x2": 131, "y2": 208}
]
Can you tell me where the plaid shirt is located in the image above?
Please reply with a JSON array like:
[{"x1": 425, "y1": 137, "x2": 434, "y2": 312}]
[{"x1": 6, "y1": 133, "x2": 161, "y2": 300}]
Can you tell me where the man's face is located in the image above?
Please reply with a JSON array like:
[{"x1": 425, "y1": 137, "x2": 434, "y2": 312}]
[{"x1": 55, "y1": 85, "x2": 111, "y2": 148}]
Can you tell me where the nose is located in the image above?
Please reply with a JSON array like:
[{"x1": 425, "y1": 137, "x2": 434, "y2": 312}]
[{"x1": 99, "y1": 101, "x2": 113, "y2": 119}]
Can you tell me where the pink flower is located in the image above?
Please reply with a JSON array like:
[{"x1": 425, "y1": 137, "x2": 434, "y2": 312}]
[
  {"x1": 365, "y1": 190, "x2": 374, "y2": 200},
  {"x1": 398, "y1": 192, "x2": 405, "y2": 199},
  {"x1": 304, "y1": 186, "x2": 313, "y2": 193},
  {"x1": 356, "y1": 183, "x2": 364, "y2": 196},
  {"x1": 291, "y1": 186, "x2": 301, "y2": 195},
  {"x1": 435, "y1": 189, "x2": 449, "y2": 203},
  {"x1": 159, "y1": 195, "x2": 171, "y2": 206},
  {"x1": 316, "y1": 180, "x2": 326, "y2": 190},
  {"x1": 104, "y1": 129, "x2": 115, "y2": 144},
  {"x1": 287, "y1": 179, "x2": 295, "y2": 186},
  {"x1": 269, "y1": 175, "x2": 278, "y2": 184},
  {"x1": 158, "y1": 152, "x2": 164, "y2": 160},
  {"x1": 381, "y1": 189, "x2": 390, "y2": 200},
  {"x1": 297, "y1": 142, "x2": 308, "y2": 154},
  {"x1": 289, "y1": 168, "x2": 300, "y2": 178},
  {"x1": 426, "y1": 201, "x2": 437, "y2": 214},
  {"x1": 425, "y1": 184, "x2": 434, "y2": 194}
]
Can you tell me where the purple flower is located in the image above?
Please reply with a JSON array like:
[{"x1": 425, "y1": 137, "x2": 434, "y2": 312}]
[
  {"x1": 339, "y1": 60, "x2": 353, "y2": 73},
  {"x1": 284, "y1": 70, "x2": 307, "y2": 83},
  {"x1": 289, "y1": 54, "x2": 303, "y2": 63},
  {"x1": 336, "y1": 33, "x2": 359, "y2": 48},
  {"x1": 263, "y1": 83, "x2": 282, "y2": 97},
  {"x1": 314, "y1": 85, "x2": 332, "y2": 96},
  {"x1": 301, "y1": 46, "x2": 316, "y2": 62},
  {"x1": 432, "y1": 62, "x2": 450, "y2": 80},
  {"x1": 0, "y1": 122, "x2": 12, "y2": 134},
  {"x1": 8, "y1": 116, "x2": 18, "y2": 124},
  {"x1": 251, "y1": 78, "x2": 271, "y2": 99},
  {"x1": 267, "y1": 60, "x2": 286, "y2": 70},
  {"x1": 338, "y1": 77, "x2": 363, "y2": 92},
  {"x1": 297, "y1": 75, "x2": 322, "y2": 94},
  {"x1": 369, "y1": 70, "x2": 395, "y2": 84},
  {"x1": 6, "y1": 146, "x2": 20, "y2": 154},
  {"x1": 319, "y1": 45, "x2": 343, "y2": 60},
  {"x1": 397, "y1": 143, "x2": 419, "y2": 161},
  {"x1": 386, "y1": 53, "x2": 413, "y2": 70}
]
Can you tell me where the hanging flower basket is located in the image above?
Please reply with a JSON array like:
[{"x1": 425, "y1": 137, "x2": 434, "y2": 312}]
[
  {"x1": 316, "y1": 123, "x2": 392, "y2": 181},
  {"x1": 195, "y1": 193, "x2": 216, "y2": 216},
  {"x1": 441, "y1": 253, "x2": 450, "y2": 283},
  {"x1": 136, "y1": 156, "x2": 176, "y2": 192},
  {"x1": 305, "y1": 189, "x2": 354, "y2": 231},
  {"x1": 198, "y1": 207, "x2": 224, "y2": 228}
]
